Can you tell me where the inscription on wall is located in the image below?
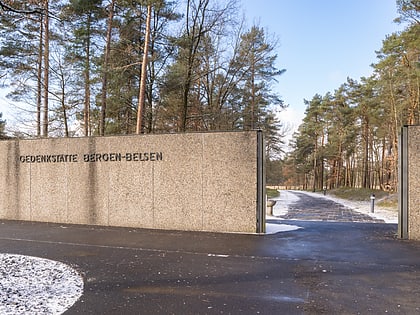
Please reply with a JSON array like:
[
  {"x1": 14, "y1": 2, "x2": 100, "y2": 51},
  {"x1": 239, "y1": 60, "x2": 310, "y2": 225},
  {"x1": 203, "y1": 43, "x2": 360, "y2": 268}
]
[{"x1": 19, "y1": 152, "x2": 163, "y2": 164}]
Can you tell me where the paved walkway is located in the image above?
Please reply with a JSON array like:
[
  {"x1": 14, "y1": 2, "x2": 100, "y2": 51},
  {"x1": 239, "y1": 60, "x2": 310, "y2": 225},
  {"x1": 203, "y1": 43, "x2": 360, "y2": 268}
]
[
  {"x1": 0, "y1": 192, "x2": 418, "y2": 314},
  {"x1": 273, "y1": 191, "x2": 385, "y2": 223}
]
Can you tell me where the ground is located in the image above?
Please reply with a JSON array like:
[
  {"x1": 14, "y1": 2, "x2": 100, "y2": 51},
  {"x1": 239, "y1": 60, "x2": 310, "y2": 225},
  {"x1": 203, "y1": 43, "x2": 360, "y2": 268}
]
[{"x1": 1, "y1": 190, "x2": 419, "y2": 314}]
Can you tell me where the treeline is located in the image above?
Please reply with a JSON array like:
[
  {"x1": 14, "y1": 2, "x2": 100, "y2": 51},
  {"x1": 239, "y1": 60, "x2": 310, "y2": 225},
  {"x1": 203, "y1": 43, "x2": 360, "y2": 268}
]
[
  {"x1": 283, "y1": 0, "x2": 419, "y2": 192},
  {"x1": 0, "y1": 0, "x2": 287, "y2": 157}
]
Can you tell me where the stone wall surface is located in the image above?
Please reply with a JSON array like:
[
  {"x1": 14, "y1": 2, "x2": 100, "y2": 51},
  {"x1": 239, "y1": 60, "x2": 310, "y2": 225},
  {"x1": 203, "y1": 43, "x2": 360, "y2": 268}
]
[
  {"x1": 0, "y1": 132, "x2": 260, "y2": 233},
  {"x1": 407, "y1": 126, "x2": 420, "y2": 239}
]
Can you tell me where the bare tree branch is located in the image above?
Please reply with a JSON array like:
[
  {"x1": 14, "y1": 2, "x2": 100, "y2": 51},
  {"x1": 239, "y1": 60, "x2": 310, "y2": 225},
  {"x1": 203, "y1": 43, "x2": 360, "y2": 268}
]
[{"x1": 0, "y1": 1, "x2": 44, "y2": 15}]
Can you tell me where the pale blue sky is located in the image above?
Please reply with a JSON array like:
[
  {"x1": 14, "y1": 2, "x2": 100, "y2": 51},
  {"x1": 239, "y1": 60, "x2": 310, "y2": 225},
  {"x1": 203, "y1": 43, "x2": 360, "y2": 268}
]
[
  {"x1": 0, "y1": 1, "x2": 404, "y2": 134},
  {"x1": 241, "y1": 0, "x2": 404, "y2": 132}
]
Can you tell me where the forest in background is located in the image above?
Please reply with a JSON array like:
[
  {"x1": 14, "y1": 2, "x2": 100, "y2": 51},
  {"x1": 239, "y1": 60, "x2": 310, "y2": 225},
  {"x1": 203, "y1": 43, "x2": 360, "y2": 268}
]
[
  {"x1": 0, "y1": 0, "x2": 286, "y2": 158},
  {"x1": 0, "y1": 1, "x2": 418, "y2": 194},
  {"x1": 277, "y1": 0, "x2": 419, "y2": 193}
]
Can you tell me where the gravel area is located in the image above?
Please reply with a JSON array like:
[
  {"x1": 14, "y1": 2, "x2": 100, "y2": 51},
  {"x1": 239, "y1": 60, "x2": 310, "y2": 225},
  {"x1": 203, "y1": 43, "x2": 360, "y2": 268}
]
[{"x1": 0, "y1": 253, "x2": 83, "y2": 315}]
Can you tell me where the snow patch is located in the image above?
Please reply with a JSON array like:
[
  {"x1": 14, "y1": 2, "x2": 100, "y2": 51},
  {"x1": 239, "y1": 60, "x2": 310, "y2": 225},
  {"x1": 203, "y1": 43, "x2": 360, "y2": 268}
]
[
  {"x1": 264, "y1": 190, "x2": 304, "y2": 234},
  {"x1": 0, "y1": 253, "x2": 84, "y2": 315},
  {"x1": 266, "y1": 223, "x2": 302, "y2": 234}
]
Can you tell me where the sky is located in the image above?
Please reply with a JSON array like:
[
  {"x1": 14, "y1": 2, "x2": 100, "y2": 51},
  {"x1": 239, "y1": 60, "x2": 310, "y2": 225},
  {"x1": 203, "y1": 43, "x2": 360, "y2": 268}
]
[
  {"x1": 0, "y1": 1, "x2": 405, "y2": 136},
  {"x1": 241, "y1": 0, "x2": 405, "y2": 137}
]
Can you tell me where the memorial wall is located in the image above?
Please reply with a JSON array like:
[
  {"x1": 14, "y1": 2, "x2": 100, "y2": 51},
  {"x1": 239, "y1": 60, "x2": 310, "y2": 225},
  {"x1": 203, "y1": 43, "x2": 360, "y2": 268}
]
[
  {"x1": 400, "y1": 125, "x2": 420, "y2": 240},
  {"x1": 0, "y1": 131, "x2": 264, "y2": 233}
]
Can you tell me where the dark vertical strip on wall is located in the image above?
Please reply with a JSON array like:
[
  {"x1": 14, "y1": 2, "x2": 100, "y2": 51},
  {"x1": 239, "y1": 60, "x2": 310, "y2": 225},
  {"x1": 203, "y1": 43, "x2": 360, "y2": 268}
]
[
  {"x1": 87, "y1": 138, "x2": 98, "y2": 224},
  {"x1": 6, "y1": 140, "x2": 20, "y2": 218},
  {"x1": 256, "y1": 130, "x2": 266, "y2": 233}
]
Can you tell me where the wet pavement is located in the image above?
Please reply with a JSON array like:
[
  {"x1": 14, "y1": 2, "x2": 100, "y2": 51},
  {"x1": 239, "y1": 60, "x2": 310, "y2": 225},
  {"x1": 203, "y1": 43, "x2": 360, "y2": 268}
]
[
  {"x1": 278, "y1": 191, "x2": 385, "y2": 223},
  {"x1": 0, "y1": 191, "x2": 420, "y2": 314}
]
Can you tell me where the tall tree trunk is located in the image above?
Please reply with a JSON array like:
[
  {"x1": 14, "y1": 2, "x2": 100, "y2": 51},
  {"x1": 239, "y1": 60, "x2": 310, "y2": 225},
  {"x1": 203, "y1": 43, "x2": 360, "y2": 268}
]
[
  {"x1": 146, "y1": 50, "x2": 155, "y2": 132},
  {"x1": 84, "y1": 14, "x2": 92, "y2": 136},
  {"x1": 61, "y1": 97, "x2": 69, "y2": 137},
  {"x1": 42, "y1": 0, "x2": 49, "y2": 137},
  {"x1": 136, "y1": 5, "x2": 152, "y2": 134},
  {"x1": 389, "y1": 71, "x2": 399, "y2": 191},
  {"x1": 320, "y1": 131, "x2": 325, "y2": 189},
  {"x1": 100, "y1": 0, "x2": 115, "y2": 136},
  {"x1": 250, "y1": 51, "x2": 255, "y2": 130},
  {"x1": 125, "y1": 78, "x2": 134, "y2": 134},
  {"x1": 312, "y1": 140, "x2": 317, "y2": 192},
  {"x1": 362, "y1": 119, "x2": 369, "y2": 188},
  {"x1": 336, "y1": 142, "x2": 343, "y2": 188},
  {"x1": 36, "y1": 15, "x2": 43, "y2": 137},
  {"x1": 59, "y1": 66, "x2": 69, "y2": 137},
  {"x1": 180, "y1": 0, "x2": 208, "y2": 132}
]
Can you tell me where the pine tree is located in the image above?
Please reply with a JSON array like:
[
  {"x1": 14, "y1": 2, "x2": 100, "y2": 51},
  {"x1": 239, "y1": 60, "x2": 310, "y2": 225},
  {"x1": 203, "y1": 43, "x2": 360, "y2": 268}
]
[
  {"x1": 231, "y1": 26, "x2": 286, "y2": 130},
  {"x1": 0, "y1": 0, "x2": 57, "y2": 137},
  {"x1": 61, "y1": 0, "x2": 105, "y2": 136}
]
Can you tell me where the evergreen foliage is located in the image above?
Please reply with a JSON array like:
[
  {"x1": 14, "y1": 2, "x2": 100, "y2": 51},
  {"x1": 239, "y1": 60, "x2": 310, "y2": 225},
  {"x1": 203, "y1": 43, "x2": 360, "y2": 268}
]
[
  {"x1": 286, "y1": 1, "x2": 419, "y2": 191},
  {"x1": 0, "y1": 0, "x2": 287, "y2": 161}
]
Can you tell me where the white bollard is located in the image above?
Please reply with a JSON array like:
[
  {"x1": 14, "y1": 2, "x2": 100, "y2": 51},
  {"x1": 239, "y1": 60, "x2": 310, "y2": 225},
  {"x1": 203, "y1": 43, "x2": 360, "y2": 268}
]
[{"x1": 370, "y1": 194, "x2": 375, "y2": 213}]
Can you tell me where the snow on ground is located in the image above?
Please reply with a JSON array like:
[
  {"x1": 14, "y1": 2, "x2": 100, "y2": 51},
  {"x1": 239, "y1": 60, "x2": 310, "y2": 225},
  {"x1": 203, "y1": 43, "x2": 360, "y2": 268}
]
[
  {"x1": 266, "y1": 223, "x2": 302, "y2": 234},
  {"x1": 295, "y1": 190, "x2": 398, "y2": 224},
  {"x1": 0, "y1": 253, "x2": 83, "y2": 315},
  {"x1": 265, "y1": 190, "x2": 398, "y2": 234},
  {"x1": 266, "y1": 191, "x2": 302, "y2": 234}
]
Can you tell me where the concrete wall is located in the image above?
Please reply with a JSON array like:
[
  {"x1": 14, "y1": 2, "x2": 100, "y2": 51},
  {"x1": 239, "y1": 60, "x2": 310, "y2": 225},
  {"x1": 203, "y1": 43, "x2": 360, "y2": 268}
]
[
  {"x1": 402, "y1": 126, "x2": 420, "y2": 239},
  {"x1": 0, "y1": 132, "x2": 263, "y2": 233}
]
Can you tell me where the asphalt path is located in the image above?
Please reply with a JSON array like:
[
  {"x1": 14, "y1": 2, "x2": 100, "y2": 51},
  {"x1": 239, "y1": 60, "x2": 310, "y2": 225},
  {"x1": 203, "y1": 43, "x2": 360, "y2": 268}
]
[{"x1": 1, "y1": 191, "x2": 420, "y2": 314}]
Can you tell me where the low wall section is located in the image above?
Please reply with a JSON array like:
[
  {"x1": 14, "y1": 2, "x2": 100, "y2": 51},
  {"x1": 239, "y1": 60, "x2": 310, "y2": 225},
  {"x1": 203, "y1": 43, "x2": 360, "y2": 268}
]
[
  {"x1": 399, "y1": 125, "x2": 420, "y2": 240},
  {"x1": 0, "y1": 131, "x2": 264, "y2": 233}
]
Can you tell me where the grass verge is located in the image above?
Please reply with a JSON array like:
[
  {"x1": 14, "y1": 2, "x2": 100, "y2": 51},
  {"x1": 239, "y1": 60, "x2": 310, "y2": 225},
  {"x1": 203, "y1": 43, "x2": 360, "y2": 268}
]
[
  {"x1": 328, "y1": 187, "x2": 397, "y2": 209},
  {"x1": 266, "y1": 188, "x2": 280, "y2": 198}
]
